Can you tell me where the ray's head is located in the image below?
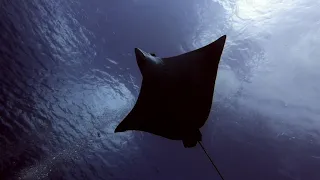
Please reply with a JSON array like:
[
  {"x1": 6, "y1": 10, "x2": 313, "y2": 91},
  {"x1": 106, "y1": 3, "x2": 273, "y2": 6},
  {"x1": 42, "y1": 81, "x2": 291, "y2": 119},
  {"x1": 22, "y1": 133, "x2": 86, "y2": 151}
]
[{"x1": 134, "y1": 48, "x2": 164, "y2": 77}]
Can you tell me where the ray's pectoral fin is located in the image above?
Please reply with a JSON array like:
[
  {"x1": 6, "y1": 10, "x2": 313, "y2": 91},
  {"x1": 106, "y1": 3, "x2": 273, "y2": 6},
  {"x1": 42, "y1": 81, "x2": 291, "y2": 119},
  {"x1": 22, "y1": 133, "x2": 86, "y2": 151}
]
[
  {"x1": 114, "y1": 120, "x2": 127, "y2": 133},
  {"x1": 114, "y1": 112, "x2": 139, "y2": 133},
  {"x1": 207, "y1": 35, "x2": 226, "y2": 51},
  {"x1": 214, "y1": 35, "x2": 227, "y2": 49},
  {"x1": 203, "y1": 35, "x2": 226, "y2": 61}
]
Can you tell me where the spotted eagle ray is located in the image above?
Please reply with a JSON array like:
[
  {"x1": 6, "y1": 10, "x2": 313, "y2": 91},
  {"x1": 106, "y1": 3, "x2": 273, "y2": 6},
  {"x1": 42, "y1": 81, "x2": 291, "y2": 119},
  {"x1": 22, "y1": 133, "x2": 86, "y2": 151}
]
[
  {"x1": 115, "y1": 35, "x2": 226, "y2": 146},
  {"x1": 114, "y1": 35, "x2": 227, "y2": 179}
]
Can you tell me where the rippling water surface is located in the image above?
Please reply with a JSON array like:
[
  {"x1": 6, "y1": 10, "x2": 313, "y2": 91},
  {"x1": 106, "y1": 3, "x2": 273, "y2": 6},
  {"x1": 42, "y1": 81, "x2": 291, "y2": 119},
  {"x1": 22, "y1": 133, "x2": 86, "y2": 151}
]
[{"x1": 1, "y1": 0, "x2": 320, "y2": 179}]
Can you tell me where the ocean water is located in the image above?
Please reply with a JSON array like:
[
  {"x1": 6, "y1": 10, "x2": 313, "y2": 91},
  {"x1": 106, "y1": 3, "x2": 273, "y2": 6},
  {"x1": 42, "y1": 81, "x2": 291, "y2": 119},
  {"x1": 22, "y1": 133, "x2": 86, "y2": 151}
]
[{"x1": 1, "y1": 0, "x2": 320, "y2": 179}]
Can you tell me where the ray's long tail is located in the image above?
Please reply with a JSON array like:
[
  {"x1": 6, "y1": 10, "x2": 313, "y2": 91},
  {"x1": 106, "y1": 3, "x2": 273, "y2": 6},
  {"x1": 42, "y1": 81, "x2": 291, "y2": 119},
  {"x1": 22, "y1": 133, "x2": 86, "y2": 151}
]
[{"x1": 198, "y1": 141, "x2": 225, "y2": 180}]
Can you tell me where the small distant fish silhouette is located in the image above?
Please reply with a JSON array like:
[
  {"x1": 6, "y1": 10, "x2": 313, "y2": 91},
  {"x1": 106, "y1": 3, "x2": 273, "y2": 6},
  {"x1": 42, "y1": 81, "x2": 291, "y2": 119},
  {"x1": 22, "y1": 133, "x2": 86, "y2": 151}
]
[{"x1": 115, "y1": 35, "x2": 226, "y2": 148}]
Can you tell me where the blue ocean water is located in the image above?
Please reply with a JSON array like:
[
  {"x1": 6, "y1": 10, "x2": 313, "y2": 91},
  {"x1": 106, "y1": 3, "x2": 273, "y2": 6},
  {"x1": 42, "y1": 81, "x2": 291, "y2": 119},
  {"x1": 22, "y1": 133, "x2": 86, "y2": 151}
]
[{"x1": 1, "y1": 0, "x2": 320, "y2": 179}]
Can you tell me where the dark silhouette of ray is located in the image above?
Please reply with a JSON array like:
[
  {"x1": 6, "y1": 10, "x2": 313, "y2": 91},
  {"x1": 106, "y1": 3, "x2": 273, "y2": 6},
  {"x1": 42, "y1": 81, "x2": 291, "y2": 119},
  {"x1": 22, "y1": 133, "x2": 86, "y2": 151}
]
[{"x1": 115, "y1": 35, "x2": 227, "y2": 148}]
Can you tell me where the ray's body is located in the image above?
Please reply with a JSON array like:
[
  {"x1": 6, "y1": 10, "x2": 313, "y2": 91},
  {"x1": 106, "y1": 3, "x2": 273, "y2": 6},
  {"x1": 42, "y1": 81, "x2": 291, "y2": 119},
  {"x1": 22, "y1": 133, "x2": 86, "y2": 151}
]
[{"x1": 115, "y1": 35, "x2": 227, "y2": 148}]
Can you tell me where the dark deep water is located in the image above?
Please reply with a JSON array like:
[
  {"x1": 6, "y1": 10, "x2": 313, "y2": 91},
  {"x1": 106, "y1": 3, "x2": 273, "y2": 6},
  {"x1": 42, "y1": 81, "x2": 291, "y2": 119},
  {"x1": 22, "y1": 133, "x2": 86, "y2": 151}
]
[{"x1": 1, "y1": 0, "x2": 320, "y2": 179}]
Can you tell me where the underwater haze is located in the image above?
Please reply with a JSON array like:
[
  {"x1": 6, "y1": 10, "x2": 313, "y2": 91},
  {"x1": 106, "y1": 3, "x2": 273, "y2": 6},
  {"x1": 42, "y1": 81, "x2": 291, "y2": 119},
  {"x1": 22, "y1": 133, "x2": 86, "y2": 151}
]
[{"x1": 1, "y1": 0, "x2": 320, "y2": 179}]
